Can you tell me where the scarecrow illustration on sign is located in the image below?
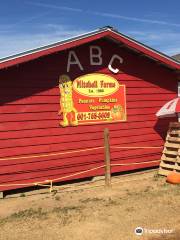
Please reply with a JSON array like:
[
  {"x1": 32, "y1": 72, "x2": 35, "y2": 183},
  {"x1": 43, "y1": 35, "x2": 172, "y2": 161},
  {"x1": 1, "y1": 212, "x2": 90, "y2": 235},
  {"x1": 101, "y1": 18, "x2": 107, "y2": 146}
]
[{"x1": 58, "y1": 74, "x2": 78, "y2": 127}]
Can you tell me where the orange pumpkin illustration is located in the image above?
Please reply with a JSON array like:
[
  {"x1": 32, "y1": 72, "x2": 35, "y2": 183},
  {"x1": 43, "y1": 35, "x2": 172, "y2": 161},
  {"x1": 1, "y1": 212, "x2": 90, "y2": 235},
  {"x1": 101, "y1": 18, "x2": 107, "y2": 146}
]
[{"x1": 111, "y1": 105, "x2": 124, "y2": 120}]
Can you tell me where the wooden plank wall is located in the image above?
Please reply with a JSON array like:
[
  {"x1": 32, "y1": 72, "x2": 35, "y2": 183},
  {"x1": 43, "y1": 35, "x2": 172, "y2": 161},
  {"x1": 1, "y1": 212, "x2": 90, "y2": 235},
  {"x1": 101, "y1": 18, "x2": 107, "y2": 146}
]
[{"x1": 0, "y1": 39, "x2": 177, "y2": 191}]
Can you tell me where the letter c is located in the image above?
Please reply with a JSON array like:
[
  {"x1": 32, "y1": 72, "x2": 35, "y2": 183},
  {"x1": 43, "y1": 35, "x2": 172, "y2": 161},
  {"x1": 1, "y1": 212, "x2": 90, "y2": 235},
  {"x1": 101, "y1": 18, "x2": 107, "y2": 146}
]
[{"x1": 108, "y1": 54, "x2": 123, "y2": 73}]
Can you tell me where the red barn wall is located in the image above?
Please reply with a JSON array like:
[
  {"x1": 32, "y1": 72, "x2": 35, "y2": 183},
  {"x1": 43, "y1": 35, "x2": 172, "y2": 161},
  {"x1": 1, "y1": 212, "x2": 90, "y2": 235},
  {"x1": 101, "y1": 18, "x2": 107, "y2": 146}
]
[{"x1": 0, "y1": 38, "x2": 177, "y2": 191}]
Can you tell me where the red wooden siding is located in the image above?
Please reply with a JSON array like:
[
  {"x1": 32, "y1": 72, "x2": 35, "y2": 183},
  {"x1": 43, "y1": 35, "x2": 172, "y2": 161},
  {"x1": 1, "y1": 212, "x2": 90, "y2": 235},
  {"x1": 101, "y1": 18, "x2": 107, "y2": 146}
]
[{"x1": 0, "y1": 38, "x2": 177, "y2": 191}]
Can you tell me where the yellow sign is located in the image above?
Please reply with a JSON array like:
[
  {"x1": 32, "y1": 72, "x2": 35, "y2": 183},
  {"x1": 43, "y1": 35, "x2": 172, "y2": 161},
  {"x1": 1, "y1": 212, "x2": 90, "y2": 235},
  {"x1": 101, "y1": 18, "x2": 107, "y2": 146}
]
[
  {"x1": 73, "y1": 73, "x2": 119, "y2": 97},
  {"x1": 58, "y1": 73, "x2": 126, "y2": 127}
]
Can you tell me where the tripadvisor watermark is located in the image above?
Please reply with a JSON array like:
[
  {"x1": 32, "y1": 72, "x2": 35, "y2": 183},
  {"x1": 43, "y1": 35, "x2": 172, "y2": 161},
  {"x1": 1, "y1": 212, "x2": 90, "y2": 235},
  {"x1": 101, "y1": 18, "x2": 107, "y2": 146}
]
[{"x1": 135, "y1": 227, "x2": 174, "y2": 236}]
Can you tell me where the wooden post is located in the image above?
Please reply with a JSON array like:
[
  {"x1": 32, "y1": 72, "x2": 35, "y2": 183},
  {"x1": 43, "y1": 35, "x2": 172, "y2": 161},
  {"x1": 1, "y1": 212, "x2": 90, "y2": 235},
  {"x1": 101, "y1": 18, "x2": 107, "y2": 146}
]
[
  {"x1": 49, "y1": 180, "x2": 53, "y2": 193},
  {"x1": 0, "y1": 192, "x2": 4, "y2": 199},
  {"x1": 104, "y1": 128, "x2": 111, "y2": 188},
  {"x1": 178, "y1": 81, "x2": 180, "y2": 122}
]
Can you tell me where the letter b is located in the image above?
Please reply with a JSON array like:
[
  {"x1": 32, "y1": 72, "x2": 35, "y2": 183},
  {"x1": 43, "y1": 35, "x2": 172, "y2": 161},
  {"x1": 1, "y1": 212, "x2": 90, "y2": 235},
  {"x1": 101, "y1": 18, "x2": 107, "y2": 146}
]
[{"x1": 90, "y1": 46, "x2": 102, "y2": 65}]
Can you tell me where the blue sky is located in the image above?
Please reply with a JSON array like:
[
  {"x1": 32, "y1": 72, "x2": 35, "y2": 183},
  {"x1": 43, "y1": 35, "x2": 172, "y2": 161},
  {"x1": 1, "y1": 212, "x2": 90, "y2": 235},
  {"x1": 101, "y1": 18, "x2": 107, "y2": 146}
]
[{"x1": 0, "y1": 0, "x2": 180, "y2": 58}]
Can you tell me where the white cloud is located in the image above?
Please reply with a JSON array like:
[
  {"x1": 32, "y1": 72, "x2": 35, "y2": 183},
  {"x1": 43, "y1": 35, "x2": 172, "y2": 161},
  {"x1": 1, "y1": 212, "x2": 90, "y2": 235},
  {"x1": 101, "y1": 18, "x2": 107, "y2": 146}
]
[
  {"x1": 0, "y1": 25, "x2": 86, "y2": 58},
  {"x1": 89, "y1": 11, "x2": 180, "y2": 27},
  {"x1": 26, "y1": 1, "x2": 83, "y2": 12},
  {"x1": 0, "y1": 23, "x2": 179, "y2": 59},
  {"x1": 127, "y1": 30, "x2": 180, "y2": 41},
  {"x1": 0, "y1": 12, "x2": 51, "y2": 34},
  {"x1": 26, "y1": 1, "x2": 180, "y2": 28},
  {"x1": 126, "y1": 30, "x2": 180, "y2": 55},
  {"x1": 162, "y1": 46, "x2": 180, "y2": 56}
]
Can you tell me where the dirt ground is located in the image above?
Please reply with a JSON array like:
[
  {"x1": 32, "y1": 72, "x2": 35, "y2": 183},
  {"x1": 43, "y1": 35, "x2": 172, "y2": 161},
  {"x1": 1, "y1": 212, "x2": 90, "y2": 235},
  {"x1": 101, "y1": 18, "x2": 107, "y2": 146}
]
[{"x1": 0, "y1": 170, "x2": 179, "y2": 240}]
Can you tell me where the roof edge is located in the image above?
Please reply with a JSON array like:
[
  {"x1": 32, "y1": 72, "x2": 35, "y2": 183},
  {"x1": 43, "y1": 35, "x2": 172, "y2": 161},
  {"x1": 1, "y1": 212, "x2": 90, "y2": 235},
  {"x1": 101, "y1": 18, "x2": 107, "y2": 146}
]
[
  {"x1": 108, "y1": 28, "x2": 180, "y2": 66},
  {"x1": 0, "y1": 27, "x2": 111, "y2": 64},
  {"x1": 0, "y1": 26, "x2": 179, "y2": 70}
]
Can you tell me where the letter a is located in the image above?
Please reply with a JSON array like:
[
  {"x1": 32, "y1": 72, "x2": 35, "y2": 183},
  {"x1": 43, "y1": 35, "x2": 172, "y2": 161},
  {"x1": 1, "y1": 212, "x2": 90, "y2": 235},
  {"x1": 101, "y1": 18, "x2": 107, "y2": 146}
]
[{"x1": 67, "y1": 51, "x2": 84, "y2": 72}]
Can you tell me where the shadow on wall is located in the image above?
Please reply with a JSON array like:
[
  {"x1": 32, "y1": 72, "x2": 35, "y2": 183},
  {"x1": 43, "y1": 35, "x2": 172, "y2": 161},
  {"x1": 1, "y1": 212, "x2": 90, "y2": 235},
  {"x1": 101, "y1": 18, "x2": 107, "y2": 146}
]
[
  {"x1": 0, "y1": 38, "x2": 178, "y2": 106},
  {"x1": 154, "y1": 117, "x2": 177, "y2": 140},
  {"x1": 0, "y1": 50, "x2": 107, "y2": 105},
  {"x1": 0, "y1": 51, "x2": 68, "y2": 105}
]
